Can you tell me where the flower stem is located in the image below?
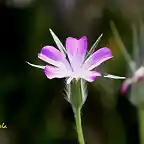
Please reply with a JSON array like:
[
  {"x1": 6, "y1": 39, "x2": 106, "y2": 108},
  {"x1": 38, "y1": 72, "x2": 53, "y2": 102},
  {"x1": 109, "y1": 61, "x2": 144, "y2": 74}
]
[
  {"x1": 138, "y1": 108, "x2": 144, "y2": 144},
  {"x1": 73, "y1": 107, "x2": 85, "y2": 144}
]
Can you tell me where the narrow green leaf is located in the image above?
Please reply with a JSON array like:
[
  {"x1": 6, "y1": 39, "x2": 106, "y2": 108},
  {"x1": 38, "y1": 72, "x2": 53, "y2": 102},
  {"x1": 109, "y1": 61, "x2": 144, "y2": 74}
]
[
  {"x1": 26, "y1": 61, "x2": 45, "y2": 69},
  {"x1": 49, "y1": 29, "x2": 66, "y2": 56},
  {"x1": 85, "y1": 33, "x2": 103, "y2": 59}
]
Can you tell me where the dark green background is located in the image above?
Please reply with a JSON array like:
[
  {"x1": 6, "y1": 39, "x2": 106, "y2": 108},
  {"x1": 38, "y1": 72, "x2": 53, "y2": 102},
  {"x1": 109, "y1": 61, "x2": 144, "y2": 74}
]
[{"x1": 0, "y1": 0, "x2": 142, "y2": 143}]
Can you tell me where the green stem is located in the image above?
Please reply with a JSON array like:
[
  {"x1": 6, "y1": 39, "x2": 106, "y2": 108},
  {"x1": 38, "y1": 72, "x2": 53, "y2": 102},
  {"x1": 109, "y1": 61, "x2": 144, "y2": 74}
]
[
  {"x1": 74, "y1": 108, "x2": 85, "y2": 144},
  {"x1": 138, "y1": 108, "x2": 144, "y2": 144}
]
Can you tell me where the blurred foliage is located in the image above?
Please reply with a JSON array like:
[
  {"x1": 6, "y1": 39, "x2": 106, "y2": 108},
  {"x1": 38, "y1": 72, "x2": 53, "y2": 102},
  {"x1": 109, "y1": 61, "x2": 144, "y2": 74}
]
[{"x1": 0, "y1": 0, "x2": 144, "y2": 143}]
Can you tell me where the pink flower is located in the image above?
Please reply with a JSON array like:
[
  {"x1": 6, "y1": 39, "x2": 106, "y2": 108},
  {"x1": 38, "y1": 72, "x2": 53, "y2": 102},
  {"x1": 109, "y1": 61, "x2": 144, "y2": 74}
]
[
  {"x1": 27, "y1": 29, "x2": 125, "y2": 84},
  {"x1": 121, "y1": 66, "x2": 144, "y2": 94}
]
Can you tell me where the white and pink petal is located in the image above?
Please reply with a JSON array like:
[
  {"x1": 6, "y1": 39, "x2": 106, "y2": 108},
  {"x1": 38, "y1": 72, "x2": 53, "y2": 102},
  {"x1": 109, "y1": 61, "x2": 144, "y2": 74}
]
[
  {"x1": 66, "y1": 36, "x2": 87, "y2": 57},
  {"x1": 38, "y1": 46, "x2": 71, "y2": 70},
  {"x1": 44, "y1": 65, "x2": 70, "y2": 79},
  {"x1": 121, "y1": 78, "x2": 133, "y2": 94},
  {"x1": 65, "y1": 36, "x2": 88, "y2": 70},
  {"x1": 83, "y1": 47, "x2": 113, "y2": 71},
  {"x1": 81, "y1": 71, "x2": 101, "y2": 82}
]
